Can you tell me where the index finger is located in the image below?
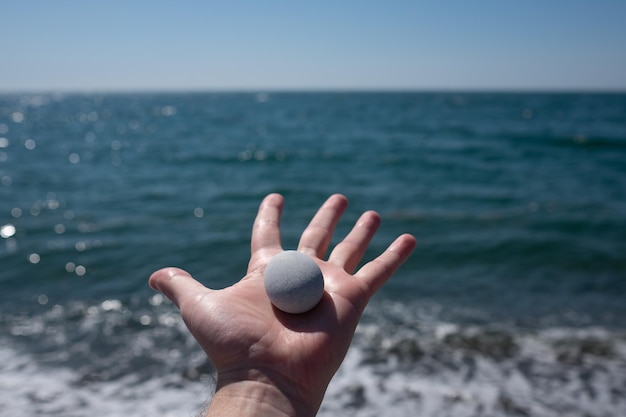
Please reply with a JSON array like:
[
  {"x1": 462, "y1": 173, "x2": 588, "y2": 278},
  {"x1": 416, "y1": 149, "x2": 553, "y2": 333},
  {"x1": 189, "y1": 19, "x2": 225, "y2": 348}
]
[{"x1": 250, "y1": 193, "x2": 284, "y2": 255}]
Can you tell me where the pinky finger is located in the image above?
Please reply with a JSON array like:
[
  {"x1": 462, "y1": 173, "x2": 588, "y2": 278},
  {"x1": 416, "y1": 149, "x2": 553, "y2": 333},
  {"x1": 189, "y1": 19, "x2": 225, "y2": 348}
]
[{"x1": 354, "y1": 234, "x2": 416, "y2": 296}]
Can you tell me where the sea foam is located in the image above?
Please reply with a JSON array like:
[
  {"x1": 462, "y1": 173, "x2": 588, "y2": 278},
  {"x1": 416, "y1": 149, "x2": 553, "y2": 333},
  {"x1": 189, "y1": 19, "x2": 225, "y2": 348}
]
[{"x1": 2, "y1": 300, "x2": 625, "y2": 417}]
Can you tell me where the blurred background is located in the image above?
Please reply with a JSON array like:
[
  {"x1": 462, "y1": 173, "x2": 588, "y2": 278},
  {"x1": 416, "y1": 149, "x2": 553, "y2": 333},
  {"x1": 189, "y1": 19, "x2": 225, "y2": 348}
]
[{"x1": 1, "y1": 2, "x2": 625, "y2": 416}]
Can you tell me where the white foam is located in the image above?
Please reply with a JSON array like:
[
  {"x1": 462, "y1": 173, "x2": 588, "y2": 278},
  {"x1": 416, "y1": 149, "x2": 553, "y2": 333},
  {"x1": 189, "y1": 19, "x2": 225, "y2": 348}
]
[
  {"x1": 2, "y1": 300, "x2": 626, "y2": 417},
  {"x1": 317, "y1": 303, "x2": 626, "y2": 417},
  {"x1": 0, "y1": 345, "x2": 210, "y2": 417}
]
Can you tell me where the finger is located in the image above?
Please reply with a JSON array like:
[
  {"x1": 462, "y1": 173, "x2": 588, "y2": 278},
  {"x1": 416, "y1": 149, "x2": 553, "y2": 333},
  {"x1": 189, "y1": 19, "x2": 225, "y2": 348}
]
[
  {"x1": 297, "y1": 194, "x2": 348, "y2": 259},
  {"x1": 354, "y1": 233, "x2": 416, "y2": 296},
  {"x1": 250, "y1": 193, "x2": 284, "y2": 255},
  {"x1": 328, "y1": 210, "x2": 381, "y2": 273},
  {"x1": 149, "y1": 267, "x2": 208, "y2": 310}
]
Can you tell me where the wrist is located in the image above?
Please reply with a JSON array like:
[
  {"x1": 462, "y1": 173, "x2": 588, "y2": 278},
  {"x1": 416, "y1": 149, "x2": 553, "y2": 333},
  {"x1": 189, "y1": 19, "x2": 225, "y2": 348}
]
[{"x1": 205, "y1": 368, "x2": 321, "y2": 417}]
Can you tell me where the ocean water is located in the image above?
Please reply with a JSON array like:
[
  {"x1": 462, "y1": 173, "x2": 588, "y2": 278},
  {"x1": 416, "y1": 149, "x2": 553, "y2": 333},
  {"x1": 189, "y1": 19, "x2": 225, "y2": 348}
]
[{"x1": 1, "y1": 92, "x2": 625, "y2": 416}]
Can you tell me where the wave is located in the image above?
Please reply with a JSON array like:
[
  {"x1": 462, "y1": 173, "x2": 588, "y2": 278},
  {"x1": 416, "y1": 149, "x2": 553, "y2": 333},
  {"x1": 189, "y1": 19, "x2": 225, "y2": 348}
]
[
  {"x1": 1, "y1": 298, "x2": 625, "y2": 416},
  {"x1": 323, "y1": 302, "x2": 626, "y2": 416}
]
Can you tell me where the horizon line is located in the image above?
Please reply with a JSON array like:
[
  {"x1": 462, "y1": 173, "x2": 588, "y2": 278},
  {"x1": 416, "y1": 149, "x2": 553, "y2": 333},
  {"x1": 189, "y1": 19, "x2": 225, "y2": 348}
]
[{"x1": 1, "y1": 86, "x2": 626, "y2": 95}]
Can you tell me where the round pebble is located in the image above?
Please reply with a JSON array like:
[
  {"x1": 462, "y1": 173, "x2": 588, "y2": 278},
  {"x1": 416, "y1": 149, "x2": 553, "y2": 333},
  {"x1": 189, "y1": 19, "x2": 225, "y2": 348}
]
[{"x1": 264, "y1": 251, "x2": 324, "y2": 314}]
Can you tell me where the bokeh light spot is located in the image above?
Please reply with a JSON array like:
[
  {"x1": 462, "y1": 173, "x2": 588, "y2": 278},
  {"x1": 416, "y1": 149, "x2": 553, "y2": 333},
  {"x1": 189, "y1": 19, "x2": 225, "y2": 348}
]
[
  {"x1": 1, "y1": 224, "x2": 16, "y2": 238},
  {"x1": 24, "y1": 138, "x2": 36, "y2": 150},
  {"x1": 11, "y1": 112, "x2": 24, "y2": 123}
]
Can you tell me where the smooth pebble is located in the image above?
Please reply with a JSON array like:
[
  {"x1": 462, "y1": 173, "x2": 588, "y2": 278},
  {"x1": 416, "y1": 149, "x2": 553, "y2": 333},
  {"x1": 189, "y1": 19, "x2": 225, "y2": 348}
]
[{"x1": 264, "y1": 251, "x2": 324, "y2": 314}]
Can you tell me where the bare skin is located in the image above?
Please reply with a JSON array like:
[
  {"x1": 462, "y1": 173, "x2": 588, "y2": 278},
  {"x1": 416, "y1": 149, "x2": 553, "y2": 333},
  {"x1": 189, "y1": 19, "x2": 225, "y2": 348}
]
[{"x1": 149, "y1": 193, "x2": 416, "y2": 416}]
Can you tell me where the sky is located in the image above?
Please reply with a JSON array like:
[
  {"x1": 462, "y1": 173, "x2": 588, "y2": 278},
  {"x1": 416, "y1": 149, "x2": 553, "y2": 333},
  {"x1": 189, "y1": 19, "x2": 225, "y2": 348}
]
[{"x1": 1, "y1": 1, "x2": 625, "y2": 92}]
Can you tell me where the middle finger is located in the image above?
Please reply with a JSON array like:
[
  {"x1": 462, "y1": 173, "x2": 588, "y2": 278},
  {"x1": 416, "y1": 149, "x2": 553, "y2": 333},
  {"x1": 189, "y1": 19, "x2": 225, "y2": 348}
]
[{"x1": 297, "y1": 194, "x2": 348, "y2": 259}]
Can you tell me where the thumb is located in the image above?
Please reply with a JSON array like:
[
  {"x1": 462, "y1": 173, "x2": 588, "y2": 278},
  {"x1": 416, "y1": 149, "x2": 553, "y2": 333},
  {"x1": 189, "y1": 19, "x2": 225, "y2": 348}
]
[{"x1": 149, "y1": 267, "x2": 207, "y2": 310}]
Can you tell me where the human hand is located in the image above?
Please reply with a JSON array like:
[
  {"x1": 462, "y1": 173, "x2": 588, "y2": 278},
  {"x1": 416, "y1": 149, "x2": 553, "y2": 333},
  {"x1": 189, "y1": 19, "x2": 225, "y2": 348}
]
[{"x1": 149, "y1": 193, "x2": 416, "y2": 417}]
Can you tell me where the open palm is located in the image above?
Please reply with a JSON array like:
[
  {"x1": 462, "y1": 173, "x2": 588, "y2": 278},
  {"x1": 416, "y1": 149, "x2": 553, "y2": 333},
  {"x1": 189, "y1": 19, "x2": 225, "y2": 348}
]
[{"x1": 149, "y1": 193, "x2": 416, "y2": 415}]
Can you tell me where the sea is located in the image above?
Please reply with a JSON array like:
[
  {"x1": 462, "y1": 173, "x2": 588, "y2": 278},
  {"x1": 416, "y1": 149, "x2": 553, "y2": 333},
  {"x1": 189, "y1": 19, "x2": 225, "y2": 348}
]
[{"x1": 1, "y1": 92, "x2": 625, "y2": 416}]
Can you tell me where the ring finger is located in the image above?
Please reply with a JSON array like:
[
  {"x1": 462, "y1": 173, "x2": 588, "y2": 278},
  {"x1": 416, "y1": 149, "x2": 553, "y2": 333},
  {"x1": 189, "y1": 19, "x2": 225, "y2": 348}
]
[{"x1": 328, "y1": 210, "x2": 381, "y2": 273}]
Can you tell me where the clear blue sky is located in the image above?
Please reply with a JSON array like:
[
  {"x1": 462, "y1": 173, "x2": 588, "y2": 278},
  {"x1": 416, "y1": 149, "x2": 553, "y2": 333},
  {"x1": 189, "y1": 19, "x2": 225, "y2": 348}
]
[{"x1": 1, "y1": 1, "x2": 625, "y2": 92}]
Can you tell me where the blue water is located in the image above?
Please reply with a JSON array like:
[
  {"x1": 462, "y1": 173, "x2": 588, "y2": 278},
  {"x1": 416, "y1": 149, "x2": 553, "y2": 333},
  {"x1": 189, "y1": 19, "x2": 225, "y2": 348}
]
[{"x1": 1, "y1": 92, "x2": 625, "y2": 416}]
